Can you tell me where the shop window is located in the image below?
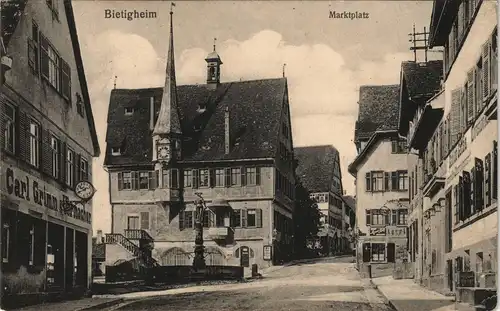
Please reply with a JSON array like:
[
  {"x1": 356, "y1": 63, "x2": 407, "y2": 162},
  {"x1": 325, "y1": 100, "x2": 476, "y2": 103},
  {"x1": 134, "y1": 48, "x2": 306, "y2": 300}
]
[
  {"x1": 371, "y1": 243, "x2": 386, "y2": 262},
  {"x1": 2, "y1": 223, "x2": 9, "y2": 263}
]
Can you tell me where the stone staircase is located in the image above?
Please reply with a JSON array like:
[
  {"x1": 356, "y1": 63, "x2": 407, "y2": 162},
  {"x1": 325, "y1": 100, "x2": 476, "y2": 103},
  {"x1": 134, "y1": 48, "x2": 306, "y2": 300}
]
[{"x1": 105, "y1": 233, "x2": 159, "y2": 268}]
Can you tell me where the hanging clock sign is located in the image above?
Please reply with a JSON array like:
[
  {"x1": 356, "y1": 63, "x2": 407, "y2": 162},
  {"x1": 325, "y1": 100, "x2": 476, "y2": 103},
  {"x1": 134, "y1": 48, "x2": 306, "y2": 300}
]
[{"x1": 75, "y1": 181, "x2": 96, "y2": 202}]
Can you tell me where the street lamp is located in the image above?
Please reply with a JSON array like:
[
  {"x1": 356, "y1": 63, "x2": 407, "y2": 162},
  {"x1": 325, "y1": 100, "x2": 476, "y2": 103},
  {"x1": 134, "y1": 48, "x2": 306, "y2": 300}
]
[{"x1": 192, "y1": 193, "x2": 231, "y2": 270}]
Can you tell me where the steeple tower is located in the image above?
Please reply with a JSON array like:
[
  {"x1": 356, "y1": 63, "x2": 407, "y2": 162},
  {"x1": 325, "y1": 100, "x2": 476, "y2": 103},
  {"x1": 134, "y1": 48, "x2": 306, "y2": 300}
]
[
  {"x1": 153, "y1": 3, "x2": 182, "y2": 171},
  {"x1": 205, "y1": 38, "x2": 223, "y2": 88}
]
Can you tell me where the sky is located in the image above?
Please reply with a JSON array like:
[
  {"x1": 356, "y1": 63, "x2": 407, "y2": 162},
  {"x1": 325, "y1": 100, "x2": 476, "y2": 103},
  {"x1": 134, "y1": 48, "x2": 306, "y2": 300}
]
[{"x1": 72, "y1": 1, "x2": 436, "y2": 235}]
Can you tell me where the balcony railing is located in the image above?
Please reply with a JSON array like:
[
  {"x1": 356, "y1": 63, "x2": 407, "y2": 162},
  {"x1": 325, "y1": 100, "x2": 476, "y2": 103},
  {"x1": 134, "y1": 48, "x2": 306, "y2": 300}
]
[{"x1": 124, "y1": 229, "x2": 154, "y2": 242}]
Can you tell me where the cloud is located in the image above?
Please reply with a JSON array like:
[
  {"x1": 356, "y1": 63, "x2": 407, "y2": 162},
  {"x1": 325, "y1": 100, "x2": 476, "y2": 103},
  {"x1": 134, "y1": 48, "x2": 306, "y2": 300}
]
[{"x1": 84, "y1": 29, "x2": 405, "y2": 233}]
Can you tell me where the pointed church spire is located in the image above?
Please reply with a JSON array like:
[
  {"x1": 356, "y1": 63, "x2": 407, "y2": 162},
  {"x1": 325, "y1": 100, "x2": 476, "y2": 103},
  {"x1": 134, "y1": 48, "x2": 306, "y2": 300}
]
[{"x1": 153, "y1": 3, "x2": 182, "y2": 136}]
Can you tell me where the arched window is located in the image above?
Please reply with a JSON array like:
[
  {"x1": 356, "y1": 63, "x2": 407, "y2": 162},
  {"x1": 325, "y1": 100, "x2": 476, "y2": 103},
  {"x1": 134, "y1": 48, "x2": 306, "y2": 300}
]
[
  {"x1": 205, "y1": 246, "x2": 225, "y2": 266},
  {"x1": 161, "y1": 247, "x2": 191, "y2": 266}
]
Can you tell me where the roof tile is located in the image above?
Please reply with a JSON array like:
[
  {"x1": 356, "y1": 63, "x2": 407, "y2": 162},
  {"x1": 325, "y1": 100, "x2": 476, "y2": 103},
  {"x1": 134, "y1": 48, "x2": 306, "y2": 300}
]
[{"x1": 104, "y1": 78, "x2": 286, "y2": 166}]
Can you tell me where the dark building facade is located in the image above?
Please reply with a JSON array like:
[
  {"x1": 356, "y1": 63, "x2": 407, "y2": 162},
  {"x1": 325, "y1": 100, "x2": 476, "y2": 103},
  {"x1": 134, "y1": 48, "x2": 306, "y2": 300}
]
[
  {"x1": 294, "y1": 145, "x2": 349, "y2": 255},
  {"x1": 104, "y1": 10, "x2": 296, "y2": 271},
  {"x1": 1, "y1": 0, "x2": 100, "y2": 307}
]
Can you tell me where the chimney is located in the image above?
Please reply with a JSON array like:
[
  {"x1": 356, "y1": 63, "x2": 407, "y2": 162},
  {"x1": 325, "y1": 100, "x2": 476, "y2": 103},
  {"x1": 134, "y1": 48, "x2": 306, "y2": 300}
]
[
  {"x1": 149, "y1": 96, "x2": 155, "y2": 131},
  {"x1": 96, "y1": 230, "x2": 103, "y2": 244},
  {"x1": 225, "y1": 107, "x2": 230, "y2": 154}
]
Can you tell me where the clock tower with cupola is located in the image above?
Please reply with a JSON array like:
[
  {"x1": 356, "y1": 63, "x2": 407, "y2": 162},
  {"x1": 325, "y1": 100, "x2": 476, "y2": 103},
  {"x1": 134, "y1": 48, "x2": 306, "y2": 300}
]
[{"x1": 152, "y1": 7, "x2": 183, "y2": 188}]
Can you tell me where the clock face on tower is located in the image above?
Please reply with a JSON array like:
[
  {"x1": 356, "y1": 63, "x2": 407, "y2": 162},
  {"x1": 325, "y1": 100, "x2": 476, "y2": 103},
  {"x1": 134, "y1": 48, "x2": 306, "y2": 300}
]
[{"x1": 157, "y1": 144, "x2": 171, "y2": 161}]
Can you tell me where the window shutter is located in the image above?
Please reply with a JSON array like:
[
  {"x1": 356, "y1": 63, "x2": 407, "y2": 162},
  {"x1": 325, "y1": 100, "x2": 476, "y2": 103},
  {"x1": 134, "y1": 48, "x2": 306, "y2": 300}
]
[
  {"x1": 40, "y1": 34, "x2": 49, "y2": 80},
  {"x1": 60, "y1": 142, "x2": 67, "y2": 184},
  {"x1": 365, "y1": 172, "x2": 372, "y2": 191},
  {"x1": 467, "y1": 68, "x2": 475, "y2": 125},
  {"x1": 460, "y1": 88, "x2": 467, "y2": 134},
  {"x1": 451, "y1": 88, "x2": 462, "y2": 145},
  {"x1": 41, "y1": 128, "x2": 52, "y2": 176},
  {"x1": 391, "y1": 171, "x2": 398, "y2": 190},
  {"x1": 140, "y1": 212, "x2": 150, "y2": 230},
  {"x1": 482, "y1": 39, "x2": 491, "y2": 101},
  {"x1": 385, "y1": 212, "x2": 390, "y2": 226},
  {"x1": 209, "y1": 168, "x2": 215, "y2": 188},
  {"x1": 462, "y1": 171, "x2": 471, "y2": 219},
  {"x1": 148, "y1": 171, "x2": 155, "y2": 189},
  {"x1": 256, "y1": 209, "x2": 263, "y2": 228},
  {"x1": 179, "y1": 211, "x2": 185, "y2": 230},
  {"x1": 493, "y1": 141, "x2": 498, "y2": 200},
  {"x1": 225, "y1": 168, "x2": 231, "y2": 188},
  {"x1": 117, "y1": 172, "x2": 123, "y2": 190},
  {"x1": 457, "y1": 2, "x2": 464, "y2": 41},
  {"x1": 470, "y1": 167, "x2": 475, "y2": 214},
  {"x1": 387, "y1": 243, "x2": 395, "y2": 263},
  {"x1": 362, "y1": 243, "x2": 371, "y2": 263},
  {"x1": 458, "y1": 176, "x2": 464, "y2": 221},
  {"x1": 474, "y1": 158, "x2": 484, "y2": 211},
  {"x1": 443, "y1": 118, "x2": 449, "y2": 156},
  {"x1": 491, "y1": 28, "x2": 498, "y2": 92},
  {"x1": 74, "y1": 153, "x2": 81, "y2": 186},
  {"x1": 192, "y1": 169, "x2": 199, "y2": 189},
  {"x1": 384, "y1": 172, "x2": 390, "y2": 191},
  {"x1": 256, "y1": 167, "x2": 261, "y2": 185},
  {"x1": 485, "y1": 153, "x2": 492, "y2": 207},
  {"x1": 61, "y1": 59, "x2": 71, "y2": 101},
  {"x1": 366, "y1": 210, "x2": 371, "y2": 226},
  {"x1": 453, "y1": 185, "x2": 459, "y2": 224},
  {"x1": 18, "y1": 111, "x2": 29, "y2": 162},
  {"x1": 241, "y1": 209, "x2": 248, "y2": 228}
]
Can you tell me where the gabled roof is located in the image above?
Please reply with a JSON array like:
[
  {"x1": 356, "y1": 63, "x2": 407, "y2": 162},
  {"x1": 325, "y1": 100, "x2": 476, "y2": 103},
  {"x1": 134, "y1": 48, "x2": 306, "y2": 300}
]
[
  {"x1": 65, "y1": 1, "x2": 101, "y2": 157},
  {"x1": 348, "y1": 130, "x2": 399, "y2": 176},
  {"x1": 398, "y1": 60, "x2": 443, "y2": 135},
  {"x1": 354, "y1": 85, "x2": 400, "y2": 142},
  {"x1": 294, "y1": 145, "x2": 340, "y2": 193},
  {"x1": 401, "y1": 61, "x2": 443, "y2": 100},
  {"x1": 2, "y1": 0, "x2": 101, "y2": 157},
  {"x1": 104, "y1": 78, "x2": 287, "y2": 166}
]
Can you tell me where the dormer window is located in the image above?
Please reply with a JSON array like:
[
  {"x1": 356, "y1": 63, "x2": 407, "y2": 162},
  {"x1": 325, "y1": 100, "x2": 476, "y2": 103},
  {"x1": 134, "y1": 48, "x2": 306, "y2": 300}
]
[
  {"x1": 124, "y1": 107, "x2": 134, "y2": 115},
  {"x1": 111, "y1": 147, "x2": 122, "y2": 156}
]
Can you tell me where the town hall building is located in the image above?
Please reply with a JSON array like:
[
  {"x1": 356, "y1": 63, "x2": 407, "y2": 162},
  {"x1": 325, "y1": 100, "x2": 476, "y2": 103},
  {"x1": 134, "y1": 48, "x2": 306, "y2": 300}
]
[{"x1": 104, "y1": 8, "x2": 296, "y2": 271}]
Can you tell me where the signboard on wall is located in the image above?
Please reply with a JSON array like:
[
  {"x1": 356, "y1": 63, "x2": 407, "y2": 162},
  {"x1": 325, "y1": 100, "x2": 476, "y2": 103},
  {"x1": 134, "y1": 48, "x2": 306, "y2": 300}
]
[
  {"x1": 3, "y1": 166, "x2": 92, "y2": 224},
  {"x1": 386, "y1": 227, "x2": 406, "y2": 237},
  {"x1": 369, "y1": 227, "x2": 386, "y2": 236},
  {"x1": 263, "y1": 245, "x2": 272, "y2": 261}
]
